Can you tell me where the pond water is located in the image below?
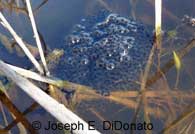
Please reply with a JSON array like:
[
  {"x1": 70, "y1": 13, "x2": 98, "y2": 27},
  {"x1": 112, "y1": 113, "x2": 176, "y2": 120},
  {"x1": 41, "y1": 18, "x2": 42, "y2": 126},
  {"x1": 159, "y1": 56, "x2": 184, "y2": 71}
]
[{"x1": 0, "y1": 0, "x2": 195, "y2": 134}]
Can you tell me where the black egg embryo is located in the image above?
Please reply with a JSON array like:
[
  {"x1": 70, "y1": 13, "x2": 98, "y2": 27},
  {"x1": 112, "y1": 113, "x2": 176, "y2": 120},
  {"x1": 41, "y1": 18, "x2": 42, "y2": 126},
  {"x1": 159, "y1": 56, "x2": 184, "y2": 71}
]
[{"x1": 56, "y1": 11, "x2": 153, "y2": 92}]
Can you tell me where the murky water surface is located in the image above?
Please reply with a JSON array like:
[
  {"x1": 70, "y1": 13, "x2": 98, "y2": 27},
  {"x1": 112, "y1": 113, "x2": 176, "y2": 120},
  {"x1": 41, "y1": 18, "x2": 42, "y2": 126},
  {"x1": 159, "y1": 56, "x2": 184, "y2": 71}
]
[{"x1": 0, "y1": 0, "x2": 194, "y2": 134}]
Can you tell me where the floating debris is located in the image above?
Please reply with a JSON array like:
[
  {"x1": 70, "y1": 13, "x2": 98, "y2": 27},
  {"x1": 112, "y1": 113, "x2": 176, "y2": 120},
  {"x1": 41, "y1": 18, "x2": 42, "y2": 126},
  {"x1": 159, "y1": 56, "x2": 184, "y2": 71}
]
[{"x1": 54, "y1": 11, "x2": 153, "y2": 92}]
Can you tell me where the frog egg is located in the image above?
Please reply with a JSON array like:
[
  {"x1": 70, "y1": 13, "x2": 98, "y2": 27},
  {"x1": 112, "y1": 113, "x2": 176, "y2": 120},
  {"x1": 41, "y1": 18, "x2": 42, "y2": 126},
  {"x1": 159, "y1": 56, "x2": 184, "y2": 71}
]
[
  {"x1": 115, "y1": 17, "x2": 129, "y2": 25},
  {"x1": 80, "y1": 32, "x2": 90, "y2": 38},
  {"x1": 91, "y1": 30, "x2": 104, "y2": 38},
  {"x1": 73, "y1": 36, "x2": 81, "y2": 44},
  {"x1": 116, "y1": 26, "x2": 126, "y2": 34},
  {"x1": 79, "y1": 46, "x2": 88, "y2": 53},
  {"x1": 81, "y1": 18, "x2": 86, "y2": 22},
  {"x1": 101, "y1": 38, "x2": 110, "y2": 45},
  {"x1": 119, "y1": 56, "x2": 124, "y2": 62},
  {"x1": 129, "y1": 20, "x2": 137, "y2": 25},
  {"x1": 106, "y1": 62, "x2": 115, "y2": 70},
  {"x1": 108, "y1": 27, "x2": 119, "y2": 35},
  {"x1": 106, "y1": 51, "x2": 113, "y2": 57},
  {"x1": 112, "y1": 46, "x2": 118, "y2": 53},
  {"x1": 119, "y1": 48, "x2": 128, "y2": 56},
  {"x1": 126, "y1": 23, "x2": 137, "y2": 31},
  {"x1": 125, "y1": 37, "x2": 135, "y2": 43},
  {"x1": 131, "y1": 28, "x2": 137, "y2": 32},
  {"x1": 120, "y1": 28, "x2": 130, "y2": 34},
  {"x1": 123, "y1": 55, "x2": 132, "y2": 62},
  {"x1": 67, "y1": 57, "x2": 74, "y2": 64},
  {"x1": 73, "y1": 24, "x2": 86, "y2": 32},
  {"x1": 123, "y1": 42, "x2": 133, "y2": 49},
  {"x1": 72, "y1": 47, "x2": 80, "y2": 54},
  {"x1": 80, "y1": 57, "x2": 89, "y2": 65},
  {"x1": 93, "y1": 42, "x2": 101, "y2": 47},
  {"x1": 84, "y1": 37, "x2": 93, "y2": 45},
  {"x1": 137, "y1": 63, "x2": 143, "y2": 70},
  {"x1": 96, "y1": 60, "x2": 105, "y2": 68},
  {"x1": 106, "y1": 36, "x2": 115, "y2": 43},
  {"x1": 91, "y1": 53, "x2": 99, "y2": 60},
  {"x1": 98, "y1": 40, "x2": 108, "y2": 47},
  {"x1": 66, "y1": 35, "x2": 81, "y2": 45},
  {"x1": 106, "y1": 14, "x2": 118, "y2": 23},
  {"x1": 95, "y1": 22, "x2": 109, "y2": 29}
]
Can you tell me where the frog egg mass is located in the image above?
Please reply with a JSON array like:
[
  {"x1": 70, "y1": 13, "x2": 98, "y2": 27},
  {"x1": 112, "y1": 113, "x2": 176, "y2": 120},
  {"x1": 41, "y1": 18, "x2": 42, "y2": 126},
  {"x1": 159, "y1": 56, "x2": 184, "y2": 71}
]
[{"x1": 54, "y1": 11, "x2": 153, "y2": 93}]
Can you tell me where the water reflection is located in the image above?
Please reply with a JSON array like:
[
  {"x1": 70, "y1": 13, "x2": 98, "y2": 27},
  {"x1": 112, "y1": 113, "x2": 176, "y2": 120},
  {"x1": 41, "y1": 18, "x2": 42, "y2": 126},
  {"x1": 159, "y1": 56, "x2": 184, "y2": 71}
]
[{"x1": 0, "y1": 0, "x2": 195, "y2": 134}]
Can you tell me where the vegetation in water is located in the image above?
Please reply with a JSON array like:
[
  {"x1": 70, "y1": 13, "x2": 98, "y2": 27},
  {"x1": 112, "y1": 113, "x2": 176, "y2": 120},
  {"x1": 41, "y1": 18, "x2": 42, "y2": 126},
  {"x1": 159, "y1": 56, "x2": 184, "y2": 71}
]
[{"x1": 0, "y1": 0, "x2": 195, "y2": 134}]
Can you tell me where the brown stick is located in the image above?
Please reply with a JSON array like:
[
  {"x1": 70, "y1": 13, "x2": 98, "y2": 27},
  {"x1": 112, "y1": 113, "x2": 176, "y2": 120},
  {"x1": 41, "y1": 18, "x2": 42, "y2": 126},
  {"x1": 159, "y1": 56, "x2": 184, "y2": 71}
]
[
  {"x1": 0, "y1": 90, "x2": 38, "y2": 134},
  {"x1": 4, "y1": 102, "x2": 39, "y2": 131},
  {"x1": 146, "y1": 39, "x2": 195, "y2": 87}
]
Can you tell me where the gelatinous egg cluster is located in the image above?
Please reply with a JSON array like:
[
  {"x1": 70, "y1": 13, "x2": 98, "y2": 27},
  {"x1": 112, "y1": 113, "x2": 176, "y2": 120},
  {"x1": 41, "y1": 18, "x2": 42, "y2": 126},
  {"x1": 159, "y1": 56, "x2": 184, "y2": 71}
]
[{"x1": 55, "y1": 11, "x2": 153, "y2": 93}]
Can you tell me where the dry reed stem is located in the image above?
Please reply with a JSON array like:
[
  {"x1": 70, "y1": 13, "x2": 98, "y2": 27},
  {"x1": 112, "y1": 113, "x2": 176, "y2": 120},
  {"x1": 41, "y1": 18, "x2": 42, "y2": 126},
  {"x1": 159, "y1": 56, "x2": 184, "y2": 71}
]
[
  {"x1": 110, "y1": 90, "x2": 195, "y2": 100},
  {"x1": 0, "y1": 90, "x2": 37, "y2": 134},
  {"x1": 0, "y1": 1, "x2": 27, "y2": 14},
  {"x1": 0, "y1": 102, "x2": 11, "y2": 134},
  {"x1": 0, "y1": 60, "x2": 101, "y2": 134},
  {"x1": 155, "y1": 0, "x2": 162, "y2": 71},
  {"x1": 0, "y1": 12, "x2": 44, "y2": 74},
  {"x1": 130, "y1": 43, "x2": 156, "y2": 134},
  {"x1": 147, "y1": 0, "x2": 178, "y2": 22},
  {"x1": 160, "y1": 107, "x2": 195, "y2": 133},
  {"x1": 146, "y1": 39, "x2": 195, "y2": 87},
  {"x1": 0, "y1": 32, "x2": 40, "y2": 57},
  {"x1": 34, "y1": 0, "x2": 49, "y2": 14},
  {"x1": 4, "y1": 102, "x2": 38, "y2": 131},
  {"x1": 25, "y1": 0, "x2": 49, "y2": 75}
]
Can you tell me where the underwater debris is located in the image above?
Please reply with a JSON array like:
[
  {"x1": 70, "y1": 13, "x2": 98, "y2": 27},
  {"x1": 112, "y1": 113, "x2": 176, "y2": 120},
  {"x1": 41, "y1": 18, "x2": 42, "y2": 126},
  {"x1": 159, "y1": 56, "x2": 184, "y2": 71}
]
[
  {"x1": 54, "y1": 11, "x2": 153, "y2": 92},
  {"x1": 0, "y1": 33, "x2": 39, "y2": 57}
]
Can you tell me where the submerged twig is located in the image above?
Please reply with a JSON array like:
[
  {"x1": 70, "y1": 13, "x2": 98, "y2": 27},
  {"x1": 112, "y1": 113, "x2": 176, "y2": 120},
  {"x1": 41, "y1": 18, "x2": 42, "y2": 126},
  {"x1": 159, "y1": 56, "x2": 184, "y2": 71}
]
[
  {"x1": 33, "y1": 0, "x2": 49, "y2": 14},
  {"x1": 130, "y1": 44, "x2": 156, "y2": 134},
  {"x1": 4, "y1": 102, "x2": 38, "y2": 131},
  {"x1": 0, "y1": 32, "x2": 39, "y2": 57},
  {"x1": 146, "y1": 39, "x2": 195, "y2": 87},
  {"x1": 0, "y1": 1, "x2": 27, "y2": 14},
  {"x1": 0, "y1": 90, "x2": 37, "y2": 134},
  {"x1": 0, "y1": 101, "x2": 11, "y2": 134},
  {"x1": 159, "y1": 107, "x2": 195, "y2": 134}
]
